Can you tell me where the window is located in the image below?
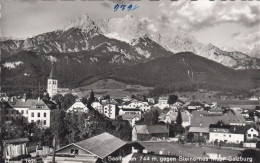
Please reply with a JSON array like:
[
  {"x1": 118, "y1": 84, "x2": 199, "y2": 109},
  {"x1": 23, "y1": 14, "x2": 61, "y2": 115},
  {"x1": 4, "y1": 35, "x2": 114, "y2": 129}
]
[
  {"x1": 71, "y1": 149, "x2": 78, "y2": 155},
  {"x1": 38, "y1": 113, "x2": 40, "y2": 117},
  {"x1": 17, "y1": 111, "x2": 19, "y2": 114},
  {"x1": 31, "y1": 113, "x2": 34, "y2": 117},
  {"x1": 26, "y1": 110, "x2": 28, "y2": 114},
  {"x1": 49, "y1": 81, "x2": 51, "y2": 84},
  {"x1": 21, "y1": 110, "x2": 24, "y2": 114},
  {"x1": 229, "y1": 135, "x2": 231, "y2": 138},
  {"x1": 248, "y1": 134, "x2": 251, "y2": 137},
  {"x1": 251, "y1": 129, "x2": 253, "y2": 132},
  {"x1": 53, "y1": 81, "x2": 56, "y2": 85},
  {"x1": 31, "y1": 120, "x2": 34, "y2": 123},
  {"x1": 253, "y1": 134, "x2": 256, "y2": 137},
  {"x1": 6, "y1": 117, "x2": 8, "y2": 121},
  {"x1": 44, "y1": 120, "x2": 46, "y2": 125},
  {"x1": 37, "y1": 120, "x2": 40, "y2": 125},
  {"x1": 44, "y1": 113, "x2": 46, "y2": 117}
]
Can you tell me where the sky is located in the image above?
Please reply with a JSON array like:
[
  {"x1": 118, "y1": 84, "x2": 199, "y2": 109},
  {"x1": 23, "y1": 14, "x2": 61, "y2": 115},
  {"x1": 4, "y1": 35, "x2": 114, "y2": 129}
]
[{"x1": 0, "y1": 0, "x2": 259, "y2": 49}]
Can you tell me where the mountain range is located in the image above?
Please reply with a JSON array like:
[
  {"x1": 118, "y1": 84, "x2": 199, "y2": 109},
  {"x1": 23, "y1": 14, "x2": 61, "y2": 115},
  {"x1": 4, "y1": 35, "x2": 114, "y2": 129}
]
[{"x1": 1, "y1": 14, "x2": 259, "y2": 95}]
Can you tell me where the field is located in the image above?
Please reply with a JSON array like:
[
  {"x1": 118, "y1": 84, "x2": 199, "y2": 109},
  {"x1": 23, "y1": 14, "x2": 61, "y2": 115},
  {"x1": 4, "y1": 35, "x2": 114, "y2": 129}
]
[
  {"x1": 139, "y1": 142, "x2": 241, "y2": 158},
  {"x1": 73, "y1": 79, "x2": 153, "y2": 98}
]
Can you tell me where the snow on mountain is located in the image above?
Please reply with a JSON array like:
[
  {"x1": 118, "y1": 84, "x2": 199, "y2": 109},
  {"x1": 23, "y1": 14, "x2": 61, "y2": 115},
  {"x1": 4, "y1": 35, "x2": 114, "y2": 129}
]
[
  {"x1": 3, "y1": 61, "x2": 24, "y2": 69},
  {"x1": 1, "y1": 13, "x2": 259, "y2": 69}
]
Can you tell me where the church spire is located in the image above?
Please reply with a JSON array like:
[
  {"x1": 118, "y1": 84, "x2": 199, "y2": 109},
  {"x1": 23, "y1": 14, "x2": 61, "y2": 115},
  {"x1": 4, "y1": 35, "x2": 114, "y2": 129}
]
[{"x1": 48, "y1": 64, "x2": 56, "y2": 79}]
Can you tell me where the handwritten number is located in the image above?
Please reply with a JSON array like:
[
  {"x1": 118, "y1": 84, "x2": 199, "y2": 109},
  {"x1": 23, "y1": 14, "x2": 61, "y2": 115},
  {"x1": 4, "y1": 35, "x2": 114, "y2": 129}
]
[
  {"x1": 114, "y1": 4, "x2": 139, "y2": 12},
  {"x1": 114, "y1": 4, "x2": 119, "y2": 12}
]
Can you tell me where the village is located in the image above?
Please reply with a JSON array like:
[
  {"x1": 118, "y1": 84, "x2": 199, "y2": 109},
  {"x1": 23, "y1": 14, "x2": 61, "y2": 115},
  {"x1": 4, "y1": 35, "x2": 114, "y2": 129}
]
[{"x1": 1, "y1": 68, "x2": 260, "y2": 163}]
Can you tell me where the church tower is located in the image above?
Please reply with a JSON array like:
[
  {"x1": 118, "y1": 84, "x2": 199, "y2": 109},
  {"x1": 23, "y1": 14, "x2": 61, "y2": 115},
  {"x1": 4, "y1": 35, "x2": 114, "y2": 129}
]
[{"x1": 47, "y1": 65, "x2": 58, "y2": 98}]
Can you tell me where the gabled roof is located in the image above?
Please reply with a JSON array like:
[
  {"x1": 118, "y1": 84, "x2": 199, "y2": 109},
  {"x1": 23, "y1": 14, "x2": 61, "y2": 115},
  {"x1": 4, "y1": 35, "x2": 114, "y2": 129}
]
[
  {"x1": 134, "y1": 125, "x2": 149, "y2": 134},
  {"x1": 74, "y1": 132, "x2": 127, "y2": 159},
  {"x1": 147, "y1": 125, "x2": 169, "y2": 134},
  {"x1": 4, "y1": 138, "x2": 29, "y2": 144},
  {"x1": 9, "y1": 99, "x2": 39, "y2": 108},
  {"x1": 189, "y1": 127, "x2": 209, "y2": 133}
]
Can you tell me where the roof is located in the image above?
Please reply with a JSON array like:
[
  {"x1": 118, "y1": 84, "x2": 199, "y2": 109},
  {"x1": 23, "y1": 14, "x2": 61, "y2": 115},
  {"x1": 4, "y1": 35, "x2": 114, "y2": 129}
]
[
  {"x1": 48, "y1": 64, "x2": 57, "y2": 79},
  {"x1": 75, "y1": 132, "x2": 127, "y2": 159},
  {"x1": 147, "y1": 125, "x2": 169, "y2": 134},
  {"x1": 220, "y1": 112, "x2": 246, "y2": 124},
  {"x1": 121, "y1": 108, "x2": 141, "y2": 112},
  {"x1": 209, "y1": 124, "x2": 230, "y2": 129},
  {"x1": 134, "y1": 125, "x2": 150, "y2": 134},
  {"x1": 10, "y1": 99, "x2": 39, "y2": 108},
  {"x1": 122, "y1": 114, "x2": 142, "y2": 120},
  {"x1": 190, "y1": 110, "x2": 222, "y2": 127},
  {"x1": 29, "y1": 100, "x2": 57, "y2": 110},
  {"x1": 189, "y1": 127, "x2": 209, "y2": 133},
  {"x1": 4, "y1": 138, "x2": 29, "y2": 144},
  {"x1": 229, "y1": 126, "x2": 248, "y2": 134}
]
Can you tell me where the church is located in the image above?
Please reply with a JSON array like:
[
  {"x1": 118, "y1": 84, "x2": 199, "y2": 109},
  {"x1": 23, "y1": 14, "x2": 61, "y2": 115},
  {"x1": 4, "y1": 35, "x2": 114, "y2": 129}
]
[
  {"x1": 47, "y1": 66, "x2": 58, "y2": 98},
  {"x1": 47, "y1": 65, "x2": 70, "y2": 98}
]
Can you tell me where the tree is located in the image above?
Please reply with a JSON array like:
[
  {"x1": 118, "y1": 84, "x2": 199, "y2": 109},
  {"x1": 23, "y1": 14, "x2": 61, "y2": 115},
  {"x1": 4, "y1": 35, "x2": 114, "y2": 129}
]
[
  {"x1": 187, "y1": 132, "x2": 194, "y2": 142},
  {"x1": 103, "y1": 94, "x2": 110, "y2": 100},
  {"x1": 52, "y1": 94, "x2": 64, "y2": 109},
  {"x1": 167, "y1": 95, "x2": 178, "y2": 104},
  {"x1": 62, "y1": 93, "x2": 77, "y2": 110},
  {"x1": 88, "y1": 91, "x2": 95, "y2": 106},
  {"x1": 143, "y1": 107, "x2": 161, "y2": 125},
  {"x1": 176, "y1": 110, "x2": 183, "y2": 126}
]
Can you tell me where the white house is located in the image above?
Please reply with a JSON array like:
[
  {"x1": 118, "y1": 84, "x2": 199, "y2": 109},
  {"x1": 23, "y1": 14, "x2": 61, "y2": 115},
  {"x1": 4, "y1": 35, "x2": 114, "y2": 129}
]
[
  {"x1": 158, "y1": 97, "x2": 168, "y2": 105},
  {"x1": 209, "y1": 123, "x2": 246, "y2": 144},
  {"x1": 119, "y1": 108, "x2": 141, "y2": 116},
  {"x1": 67, "y1": 101, "x2": 89, "y2": 113},
  {"x1": 28, "y1": 99, "x2": 57, "y2": 128},
  {"x1": 103, "y1": 104, "x2": 118, "y2": 119},
  {"x1": 249, "y1": 96, "x2": 259, "y2": 101},
  {"x1": 122, "y1": 101, "x2": 148, "y2": 108},
  {"x1": 91, "y1": 102, "x2": 103, "y2": 114},
  {"x1": 246, "y1": 127, "x2": 259, "y2": 141}
]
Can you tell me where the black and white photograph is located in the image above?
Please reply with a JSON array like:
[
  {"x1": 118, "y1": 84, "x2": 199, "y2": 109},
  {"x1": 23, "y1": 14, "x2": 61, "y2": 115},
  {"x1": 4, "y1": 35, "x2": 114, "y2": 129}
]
[{"x1": 0, "y1": 0, "x2": 260, "y2": 162}]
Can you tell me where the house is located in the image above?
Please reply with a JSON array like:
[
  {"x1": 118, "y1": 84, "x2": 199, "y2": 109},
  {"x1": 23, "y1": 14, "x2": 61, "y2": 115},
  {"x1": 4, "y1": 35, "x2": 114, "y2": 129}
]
[
  {"x1": 91, "y1": 101, "x2": 103, "y2": 114},
  {"x1": 123, "y1": 96, "x2": 132, "y2": 102},
  {"x1": 188, "y1": 127, "x2": 209, "y2": 140},
  {"x1": 249, "y1": 96, "x2": 259, "y2": 101},
  {"x1": 159, "y1": 110, "x2": 191, "y2": 127},
  {"x1": 221, "y1": 112, "x2": 246, "y2": 126},
  {"x1": 246, "y1": 127, "x2": 258, "y2": 141},
  {"x1": 139, "y1": 105, "x2": 151, "y2": 112},
  {"x1": 190, "y1": 110, "x2": 222, "y2": 128},
  {"x1": 147, "y1": 98, "x2": 155, "y2": 104},
  {"x1": 6, "y1": 94, "x2": 36, "y2": 122},
  {"x1": 103, "y1": 104, "x2": 119, "y2": 119},
  {"x1": 132, "y1": 125, "x2": 169, "y2": 141},
  {"x1": 119, "y1": 108, "x2": 141, "y2": 116},
  {"x1": 158, "y1": 97, "x2": 168, "y2": 105},
  {"x1": 241, "y1": 110, "x2": 250, "y2": 118},
  {"x1": 43, "y1": 132, "x2": 132, "y2": 163},
  {"x1": 122, "y1": 101, "x2": 148, "y2": 108},
  {"x1": 3, "y1": 138, "x2": 29, "y2": 160},
  {"x1": 27, "y1": 99, "x2": 58, "y2": 128},
  {"x1": 209, "y1": 123, "x2": 246, "y2": 144},
  {"x1": 67, "y1": 101, "x2": 89, "y2": 113}
]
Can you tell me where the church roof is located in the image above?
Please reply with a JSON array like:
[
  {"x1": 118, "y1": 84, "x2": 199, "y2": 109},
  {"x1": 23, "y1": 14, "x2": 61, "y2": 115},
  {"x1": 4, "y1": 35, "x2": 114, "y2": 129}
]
[{"x1": 48, "y1": 65, "x2": 57, "y2": 79}]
